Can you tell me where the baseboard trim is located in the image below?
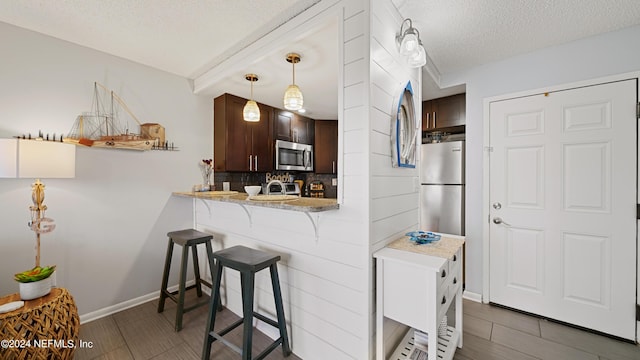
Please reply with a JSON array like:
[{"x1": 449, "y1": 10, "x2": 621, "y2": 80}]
[
  {"x1": 79, "y1": 280, "x2": 197, "y2": 324},
  {"x1": 463, "y1": 290, "x2": 482, "y2": 303}
]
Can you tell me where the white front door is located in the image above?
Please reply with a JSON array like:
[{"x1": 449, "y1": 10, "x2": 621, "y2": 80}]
[{"x1": 489, "y1": 79, "x2": 637, "y2": 340}]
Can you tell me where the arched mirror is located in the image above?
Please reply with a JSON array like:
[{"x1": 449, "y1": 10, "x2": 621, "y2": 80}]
[{"x1": 391, "y1": 81, "x2": 418, "y2": 168}]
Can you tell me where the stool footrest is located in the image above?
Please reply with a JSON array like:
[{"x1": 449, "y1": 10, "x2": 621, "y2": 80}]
[
  {"x1": 208, "y1": 330, "x2": 243, "y2": 355},
  {"x1": 253, "y1": 312, "x2": 280, "y2": 329},
  {"x1": 182, "y1": 301, "x2": 210, "y2": 313},
  {"x1": 216, "y1": 318, "x2": 244, "y2": 338},
  {"x1": 162, "y1": 283, "x2": 203, "y2": 305},
  {"x1": 254, "y1": 338, "x2": 285, "y2": 360},
  {"x1": 207, "y1": 317, "x2": 286, "y2": 360}
]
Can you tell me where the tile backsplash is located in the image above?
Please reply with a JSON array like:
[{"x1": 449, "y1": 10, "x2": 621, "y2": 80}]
[{"x1": 212, "y1": 172, "x2": 337, "y2": 198}]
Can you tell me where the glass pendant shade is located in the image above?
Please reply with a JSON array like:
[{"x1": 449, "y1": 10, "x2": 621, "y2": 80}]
[
  {"x1": 407, "y1": 44, "x2": 427, "y2": 67},
  {"x1": 243, "y1": 100, "x2": 260, "y2": 122},
  {"x1": 243, "y1": 73, "x2": 260, "y2": 122},
  {"x1": 284, "y1": 84, "x2": 304, "y2": 110},
  {"x1": 283, "y1": 53, "x2": 304, "y2": 111},
  {"x1": 399, "y1": 29, "x2": 419, "y2": 56}
]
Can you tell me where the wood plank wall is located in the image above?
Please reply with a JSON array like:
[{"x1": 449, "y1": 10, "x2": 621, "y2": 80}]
[
  {"x1": 196, "y1": 1, "x2": 422, "y2": 358},
  {"x1": 195, "y1": 1, "x2": 374, "y2": 359},
  {"x1": 368, "y1": 0, "x2": 422, "y2": 358}
]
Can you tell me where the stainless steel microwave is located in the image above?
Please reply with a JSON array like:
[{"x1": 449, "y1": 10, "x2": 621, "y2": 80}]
[{"x1": 275, "y1": 140, "x2": 313, "y2": 171}]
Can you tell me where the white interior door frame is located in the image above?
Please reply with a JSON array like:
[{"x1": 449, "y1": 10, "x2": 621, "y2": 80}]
[{"x1": 482, "y1": 71, "x2": 640, "y2": 340}]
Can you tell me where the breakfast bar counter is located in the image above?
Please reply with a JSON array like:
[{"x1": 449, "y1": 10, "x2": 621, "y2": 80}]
[
  {"x1": 173, "y1": 190, "x2": 365, "y2": 360},
  {"x1": 172, "y1": 191, "x2": 339, "y2": 212}
]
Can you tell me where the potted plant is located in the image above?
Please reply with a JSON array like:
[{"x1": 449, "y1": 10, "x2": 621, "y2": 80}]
[{"x1": 15, "y1": 265, "x2": 56, "y2": 300}]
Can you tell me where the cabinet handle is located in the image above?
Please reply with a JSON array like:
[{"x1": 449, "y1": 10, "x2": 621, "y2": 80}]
[
  {"x1": 332, "y1": 161, "x2": 335, "y2": 174},
  {"x1": 453, "y1": 277, "x2": 457, "y2": 285},
  {"x1": 433, "y1": 111, "x2": 436, "y2": 128},
  {"x1": 441, "y1": 269, "x2": 447, "y2": 278},
  {"x1": 453, "y1": 254, "x2": 457, "y2": 262},
  {"x1": 249, "y1": 155, "x2": 253, "y2": 171},
  {"x1": 441, "y1": 295, "x2": 446, "y2": 305},
  {"x1": 426, "y1": 112, "x2": 430, "y2": 129},
  {"x1": 255, "y1": 156, "x2": 258, "y2": 171}
]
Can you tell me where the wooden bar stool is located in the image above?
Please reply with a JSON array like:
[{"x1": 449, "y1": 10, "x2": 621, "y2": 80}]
[
  {"x1": 158, "y1": 229, "x2": 215, "y2": 331},
  {"x1": 202, "y1": 245, "x2": 291, "y2": 360}
]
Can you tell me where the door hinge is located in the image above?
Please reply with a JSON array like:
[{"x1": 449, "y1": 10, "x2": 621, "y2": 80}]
[
  {"x1": 637, "y1": 103, "x2": 640, "y2": 119},
  {"x1": 637, "y1": 204, "x2": 640, "y2": 220},
  {"x1": 637, "y1": 304, "x2": 640, "y2": 321}
]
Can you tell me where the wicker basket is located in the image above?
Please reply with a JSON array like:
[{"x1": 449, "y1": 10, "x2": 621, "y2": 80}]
[{"x1": 0, "y1": 287, "x2": 80, "y2": 360}]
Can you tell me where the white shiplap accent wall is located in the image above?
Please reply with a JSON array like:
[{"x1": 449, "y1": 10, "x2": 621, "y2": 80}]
[
  {"x1": 195, "y1": 1, "x2": 422, "y2": 358},
  {"x1": 369, "y1": 0, "x2": 420, "y2": 250},
  {"x1": 368, "y1": 0, "x2": 421, "y2": 357},
  {"x1": 195, "y1": 200, "x2": 368, "y2": 360},
  {"x1": 195, "y1": 1, "x2": 375, "y2": 359}
]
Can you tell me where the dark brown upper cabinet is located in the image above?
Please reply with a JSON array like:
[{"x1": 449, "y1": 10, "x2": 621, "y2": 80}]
[
  {"x1": 314, "y1": 120, "x2": 338, "y2": 174},
  {"x1": 422, "y1": 93, "x2": 466, "y2": 133},
  {"x1": 213, "y1": 93, "x2": 273, "y2": 172},
  {"x1": 274, "y1": 109, "x2": 314, "y2": 145}
]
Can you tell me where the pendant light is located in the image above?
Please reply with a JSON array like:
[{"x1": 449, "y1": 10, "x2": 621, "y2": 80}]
[
  {"x1": 283, "y1": 53, "x2": 303, "y2": 111},
  {"x1": 243, "y1": 74, "x2": 260, "y2": 122}
]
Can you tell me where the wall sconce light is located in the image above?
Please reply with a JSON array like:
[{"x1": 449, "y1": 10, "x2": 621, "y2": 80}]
[
  {"x1": 243, "y1": 74, "x2": 260, "y2": 122},
  {"x1": 283, "y1": 53, "x2": 304, "y2": 111},
  {"x1": 396, "y1": 18, "x2": 427, "y2": 68}
]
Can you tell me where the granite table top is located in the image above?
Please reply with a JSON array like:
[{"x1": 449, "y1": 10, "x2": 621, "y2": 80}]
[
  {"x1": 387, "y1": 235, "x2": 465, "y2": 260},
  {"x1": 172, "y1": 191, "x2": 340, "y2": 213}
]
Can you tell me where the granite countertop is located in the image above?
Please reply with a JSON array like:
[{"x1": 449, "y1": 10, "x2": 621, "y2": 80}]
[
  {"x1": 172, "y1": 191, "x2": 339, "y2": 212},
  {"x1": 386, "y1": 235, "x2": 464, "y2": 260}
]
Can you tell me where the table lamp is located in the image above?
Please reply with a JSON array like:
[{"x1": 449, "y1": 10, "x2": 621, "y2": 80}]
[{"x1": 17, "y1": 139, "x2": 76, "y2": 269}]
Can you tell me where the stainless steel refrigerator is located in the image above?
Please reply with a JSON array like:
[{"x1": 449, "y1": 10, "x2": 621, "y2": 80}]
[{"x1": 420, "y1": 140, "x2": 465, "y2": 235}]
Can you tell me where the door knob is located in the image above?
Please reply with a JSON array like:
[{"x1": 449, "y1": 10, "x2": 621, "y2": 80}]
[{"x1": 493, "y1": 217, "x2": 511, "y2": 226}]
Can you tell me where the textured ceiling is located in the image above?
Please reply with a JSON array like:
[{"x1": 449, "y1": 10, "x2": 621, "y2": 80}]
[
  {"x1": 0, "y1": 0, "x2": 321, "y2": 78},
  {"x1": 2, "y1": 0, "x2": 640, "y2": 113},
  {"x1": 393, "y1": 0, "x2": 640, "y2": 76}
]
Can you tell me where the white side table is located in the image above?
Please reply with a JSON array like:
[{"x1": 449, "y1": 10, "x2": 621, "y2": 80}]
[{"x1": 374, "y1": 235, "x2": 464, "y2": 360}]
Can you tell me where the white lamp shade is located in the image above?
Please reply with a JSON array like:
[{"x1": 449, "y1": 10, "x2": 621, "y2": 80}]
[
  {"x1": 399, "y1": 32, "x2": 419, "y2": 56},
  {"x1": 0, "y1": 139, "x2": 18, "y2": 178},
  {"x1": 243, "y1": 100, "x2": 261, "y2": 122},
  {"x1": 283, "y1": 84, "x2": 304, "y2": 111},
  {"x1": 407, "y1": 44, "x2": 427, "y2": 67},
  {"x1": 18, "y1": 139, "x2": 76, "y2": 178}
]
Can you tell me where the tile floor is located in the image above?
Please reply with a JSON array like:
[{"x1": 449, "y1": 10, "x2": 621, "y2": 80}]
[
  {"x1": 74, "y1": 294, "x2": 640, "y2": 360},
  {"x1": 74, "y1": 292, "x2": 299, "y2": 360}
]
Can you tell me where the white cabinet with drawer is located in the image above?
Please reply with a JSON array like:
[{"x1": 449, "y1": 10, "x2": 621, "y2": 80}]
[{"x1": 374, "y1": 236, "x2": 464, "y2": 360}]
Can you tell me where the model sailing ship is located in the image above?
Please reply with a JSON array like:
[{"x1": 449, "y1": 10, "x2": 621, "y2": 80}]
[{"x1": 64, "y1": 82, "x2": 164, "y2": 151}]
